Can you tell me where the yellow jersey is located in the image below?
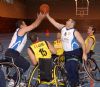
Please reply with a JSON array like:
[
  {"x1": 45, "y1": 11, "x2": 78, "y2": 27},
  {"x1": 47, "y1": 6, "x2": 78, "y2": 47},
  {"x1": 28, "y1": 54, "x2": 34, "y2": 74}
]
[
  {"x1": 53, "y1": 40, "x2": 64, "y2": 56},
  {"x1": 30, "y1": 41, "x2": 51, "y2": 62},
  {"x1": 85, "y1": 35, "x2": 96, "y2": 51}
]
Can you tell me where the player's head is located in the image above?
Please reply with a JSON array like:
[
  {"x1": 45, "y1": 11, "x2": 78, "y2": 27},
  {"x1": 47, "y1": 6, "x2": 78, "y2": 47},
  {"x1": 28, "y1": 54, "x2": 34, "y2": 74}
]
[
  {"x1": 29, "y1": 32, "x2": 39, "y2": 42},
  {"x1": 87, "y1": 25, "x2": 96, "y2": 35},
  {"x1": 17, "y1": 20, "x2": 27, "y2": 29},
  {"x1": 57, "y1": 32, "x2": 61, "y2": 39},
  {"x1": 66, "y1": 19, "x2": 76, "y2": 28}
]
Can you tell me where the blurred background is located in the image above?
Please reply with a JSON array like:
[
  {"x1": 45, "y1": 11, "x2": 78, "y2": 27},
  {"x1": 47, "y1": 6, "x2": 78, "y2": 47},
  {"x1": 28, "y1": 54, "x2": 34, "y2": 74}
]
[
  {"x1": 0, "y1": 0, "x2": 100, "y2": 33},
  {"x1": 0, "y1": 1, "x2": 100, "y2": 86}
]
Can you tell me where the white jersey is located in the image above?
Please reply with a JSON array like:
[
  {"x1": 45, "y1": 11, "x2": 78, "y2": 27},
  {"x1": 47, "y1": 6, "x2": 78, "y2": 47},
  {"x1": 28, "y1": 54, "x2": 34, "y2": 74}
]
[
  {"x1": 8, "y1": 28, "x2": 27, "y2": 53},
  {"x1": 61, "y1": 27, "x2": 79, "y2": 51}
]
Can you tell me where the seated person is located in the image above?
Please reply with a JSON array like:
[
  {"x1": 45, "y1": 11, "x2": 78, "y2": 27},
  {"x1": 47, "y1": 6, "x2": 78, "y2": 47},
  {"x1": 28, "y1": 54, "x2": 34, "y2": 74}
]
[
  {"x1": 27, "y1": 32, "x2": 56, "y2": 65},
  {"x1": 85, "y1": 25, "x2": 96, "y2": 58},
  {"x1": 46, "y1": 13, "x2": 87, "y2": 87},
  {"x1": 27, "y1": 32, "x2": 56, "y2": 81}
]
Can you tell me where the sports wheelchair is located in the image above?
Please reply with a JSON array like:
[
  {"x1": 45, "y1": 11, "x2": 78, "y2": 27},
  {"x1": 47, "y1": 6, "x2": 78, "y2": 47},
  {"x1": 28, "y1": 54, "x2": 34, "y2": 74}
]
[
  {"x1": 27, "y1": 54, "x2": 100, "y2": 87},
  {"x1": 83, "y1": 57, "x2": 100, "y2": 81},
  {"x1": 64, "y1": 54, "x2": 100, "y2": 87},
  {"x1": 28, "y1": 56, "x2": 66, "y2": 87}
]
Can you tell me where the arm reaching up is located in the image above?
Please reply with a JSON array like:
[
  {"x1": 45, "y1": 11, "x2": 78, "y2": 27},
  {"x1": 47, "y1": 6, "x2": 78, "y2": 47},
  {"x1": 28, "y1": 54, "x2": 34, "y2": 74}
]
[
  {"x1": 46, "y1": 13, "x2": 64, "y2": 30},
  {"x1": 18, "y1": 13, "x2": 45, "y2": 36}
]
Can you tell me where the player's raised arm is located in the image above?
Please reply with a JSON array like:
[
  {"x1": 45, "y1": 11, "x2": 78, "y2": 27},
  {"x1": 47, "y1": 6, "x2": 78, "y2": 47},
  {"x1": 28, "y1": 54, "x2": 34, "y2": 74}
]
[
  {"x1": 18, "y1": 13, "x2": 45, "y2": 36},
  {"x1": 46, "y1": 13, "x2": 65, "y2": 30}
]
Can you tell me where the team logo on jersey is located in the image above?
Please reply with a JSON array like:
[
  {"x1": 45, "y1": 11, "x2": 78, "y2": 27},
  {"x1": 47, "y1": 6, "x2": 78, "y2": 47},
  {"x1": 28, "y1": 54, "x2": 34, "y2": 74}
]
[
  {"x1": 64, "y1": 32, "x2": 70, "y2": 36},
  {"x1": 11, "y1": 41, "x2": 21, "y2": 49}
]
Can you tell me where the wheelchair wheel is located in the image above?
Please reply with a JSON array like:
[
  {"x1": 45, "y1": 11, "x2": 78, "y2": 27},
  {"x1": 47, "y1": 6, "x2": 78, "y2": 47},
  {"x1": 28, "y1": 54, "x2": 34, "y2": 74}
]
[
  {"x1": 28, "y1": 65, "x2": 39, "y2": 87},
  {"x1": 83, "y1": 58, "x2": 100, "y2": 81},
  {"x1": 88, "y1": 58, "x2": 100, "y2": 81},
  {"x1": 79, "y1": 70, "x2": 90, "y2": 87},
  {"x1": 0, "y1": 62, "x2": 20, "y2": 87},
  {"x1": 54, "y1": 65, "x2": 67, "y2": 87},
  {"x1": 58, "y1": 55, "x2": 65, "y2": 67}
]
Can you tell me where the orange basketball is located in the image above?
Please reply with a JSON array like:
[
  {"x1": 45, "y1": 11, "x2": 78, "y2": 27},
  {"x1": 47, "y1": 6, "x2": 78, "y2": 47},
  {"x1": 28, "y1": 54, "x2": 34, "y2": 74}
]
[{"x1": 40, "y1": 4, "x2": 50, "y2": 14}]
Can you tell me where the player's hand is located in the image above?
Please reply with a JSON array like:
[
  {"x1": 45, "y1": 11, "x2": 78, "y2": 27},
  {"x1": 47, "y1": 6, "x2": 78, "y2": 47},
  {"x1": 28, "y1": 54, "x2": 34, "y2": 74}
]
[
  {"x1": 82, "y1": 53, "x2": 87, "y2": 61},
  {"x1": 37, "y1": 12, "x2": 46, "y2": 20},
  {"x1": 46, "y1": 13, "x2": 49, "y2": 17}
]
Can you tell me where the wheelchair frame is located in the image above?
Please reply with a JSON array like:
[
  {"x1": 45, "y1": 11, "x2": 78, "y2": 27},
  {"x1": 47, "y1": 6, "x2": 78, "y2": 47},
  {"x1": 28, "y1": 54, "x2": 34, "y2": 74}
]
[
  {"x1": 0, "y1": 56, "x2": 21, "y2": 87},
  {"x1": 27, "y1": 54, "x2": 100, "y2": 87},
  {"x1": 28, "y1": 58, "x2": 66, "y2": 87}
]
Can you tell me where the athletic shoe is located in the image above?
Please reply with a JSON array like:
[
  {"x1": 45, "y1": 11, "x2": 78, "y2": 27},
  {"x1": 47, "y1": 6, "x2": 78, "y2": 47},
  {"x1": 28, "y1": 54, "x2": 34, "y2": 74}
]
[
  {"x1": 16, "y1": 82, "x2": 27, "y2": 87},
  {"x1": 7, "y1": 79, "x2": 14, "y2": 87}
]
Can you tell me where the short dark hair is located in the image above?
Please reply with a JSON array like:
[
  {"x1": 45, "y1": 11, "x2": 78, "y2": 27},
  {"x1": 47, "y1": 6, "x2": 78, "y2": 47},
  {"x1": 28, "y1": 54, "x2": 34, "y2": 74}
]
[
  {"x1": 90, "y1": 25, "x2": 96, "y2": 34},
  {"x1": 29, "y1": 32, "x2": 38, "y2": 42},
  {"x1": 16, "y1": 20, "x2": 23, "y2": 28}
]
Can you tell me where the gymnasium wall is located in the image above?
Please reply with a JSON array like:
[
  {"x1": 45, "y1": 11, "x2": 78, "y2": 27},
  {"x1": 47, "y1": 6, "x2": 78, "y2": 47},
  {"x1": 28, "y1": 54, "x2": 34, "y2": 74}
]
[
  {"x1": 26, "y1": 0, "x2": 100, "y2": 20},
  {"x1": 0, "y1": 18, "x2": 100, "y2": 33},
  {"x1": 0, "y1": 0, "x2": 100, "y2": 33},
  {"x1": 27, "y1": 19, "x2": 100, "y2": 33},
  {"x1": 0, "y1": 0, "x2": 27, "y2": 18},
  {"x1": 0, "y1": 0, "x2": 28, "y2": 33}
]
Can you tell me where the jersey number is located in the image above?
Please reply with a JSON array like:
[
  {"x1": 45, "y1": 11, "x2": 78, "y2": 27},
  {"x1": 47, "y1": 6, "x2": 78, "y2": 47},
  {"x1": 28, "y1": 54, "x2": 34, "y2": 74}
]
[{"x1": 39, "y1": 48, "x2": 47, "y2": 56}]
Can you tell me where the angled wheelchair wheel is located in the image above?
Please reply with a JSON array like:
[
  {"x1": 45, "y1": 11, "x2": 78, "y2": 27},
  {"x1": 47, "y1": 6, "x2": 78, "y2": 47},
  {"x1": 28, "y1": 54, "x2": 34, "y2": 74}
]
[
  {"x1": 58, "y1": 55, "x2": 65, "y2": 67},
  {"x1": 28, "y1": 65, "x2": 39, "y2": 87},
  {"x1": 54, "y1": 65, "x2": 67, "y2": 87},
  {"x1": 83, "y1": 58, "x2": 100, "y2": 81},
  {"x1": 79, "y1": 69, "x2": 90, "y2": 87},
  {"x1": 88, "y1": 58, "x2": 100, "y2": 81},
  {"x1": 0, "y1": 62, "x2": 20, "y2": 87}
]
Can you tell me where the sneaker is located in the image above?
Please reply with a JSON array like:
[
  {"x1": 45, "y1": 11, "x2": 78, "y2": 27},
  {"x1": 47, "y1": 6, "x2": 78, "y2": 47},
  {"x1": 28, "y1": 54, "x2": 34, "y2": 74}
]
[
  {"x1": 77, "y1": 84, "x2": 82, "y2": 87},
  {"x1": 16, "y1": 85, "x2": 19, "y2": 87},
  {"x1": 7, "y1": 79, "x2": 15, "y2": 87},
  {"x1": 19, "y1": 82, "x2": 27, "y2": 87},
  {"x1": 16, "y1": 82, "x2": 26, "y2": 87}
]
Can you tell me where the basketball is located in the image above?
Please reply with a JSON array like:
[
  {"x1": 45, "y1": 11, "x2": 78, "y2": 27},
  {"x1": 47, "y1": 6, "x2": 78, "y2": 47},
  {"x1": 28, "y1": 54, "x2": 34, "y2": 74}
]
[{"x1": 40, "y1": 4, "x2": 50, "y2": 14}]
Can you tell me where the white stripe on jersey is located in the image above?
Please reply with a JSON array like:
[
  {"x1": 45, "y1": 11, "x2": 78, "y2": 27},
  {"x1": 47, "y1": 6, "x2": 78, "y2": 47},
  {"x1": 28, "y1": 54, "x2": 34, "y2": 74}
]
[{"x1": 8, "y1": 28, "x2": 27, "y2": 53}]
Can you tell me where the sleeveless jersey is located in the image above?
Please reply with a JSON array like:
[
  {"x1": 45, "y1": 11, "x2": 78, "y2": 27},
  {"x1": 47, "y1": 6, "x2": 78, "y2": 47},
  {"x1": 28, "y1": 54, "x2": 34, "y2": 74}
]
[
  {"x1": 8, "y1": 28, "x2": 27, "y2": 53},
  {"x1": 53, "y1": 40, "x2": 64, "y2": 55},
  {"x1": 30, "y1": 41, "x2": 51, "y2": 62},
  {"x1": 61, "y1": 27, "x2": 80, "y2": 51},
  {"x1": 85, "y1": 35, "x2": 96, "y2": 51}
]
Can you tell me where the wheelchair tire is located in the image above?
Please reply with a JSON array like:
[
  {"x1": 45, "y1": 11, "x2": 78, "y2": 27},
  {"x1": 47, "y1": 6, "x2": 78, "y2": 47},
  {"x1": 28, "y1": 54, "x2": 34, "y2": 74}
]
[
  {"x1": 88, "y1": 58, "x2": 100, "y2": 81},
  {"x1": 28, "y1": 65, "x2": 39, "y2": 87},
  {"x1": 0, "y1": 62, "x2": 20, "y2": 87},
  {"x1": 54, "y1": 65, "x2": 67, "y2": 87},
  {"x1": 83, "y1": 58, "x2": 100, "y2": 81}
]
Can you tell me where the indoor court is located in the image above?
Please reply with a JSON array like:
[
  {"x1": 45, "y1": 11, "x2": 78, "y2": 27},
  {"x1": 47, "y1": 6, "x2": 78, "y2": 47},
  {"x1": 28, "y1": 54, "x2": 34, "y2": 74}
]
[{"x1": 0, "y1": 0, "x2": 100, "y2": 87}]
